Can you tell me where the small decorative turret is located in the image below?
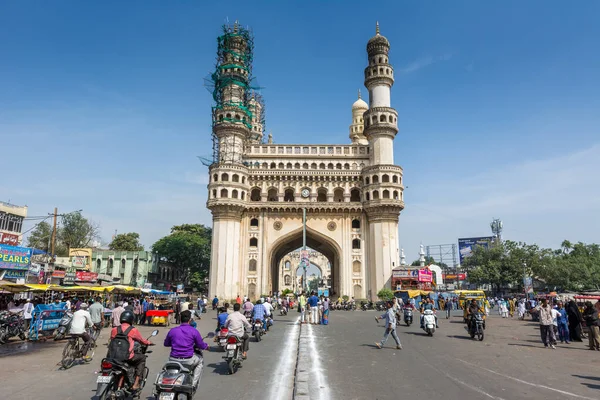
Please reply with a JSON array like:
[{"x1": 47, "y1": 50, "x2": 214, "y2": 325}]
[{"x1": 350, "y1": 89, "x2": 368, "y2": 145}]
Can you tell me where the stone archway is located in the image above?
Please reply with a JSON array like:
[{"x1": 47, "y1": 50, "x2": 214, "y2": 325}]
[{"x1": 268, "y1": 227, "x2": 342, "y2": 296}]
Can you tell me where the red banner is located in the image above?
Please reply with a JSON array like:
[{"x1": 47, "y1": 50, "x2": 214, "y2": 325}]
[
  {"x1": 75, "y1": 271, "x2": 98, "y2": 282},
  {"x1": 0, "y1": 232, "x2": 19, "y2": 246},
  {"x1": 418, "y1": 268, "x2": 432, "y2": 283},
  {"x1": 52, "y1": 270, "x2": 66, "y2": 278},
  {"x1": 442, "y1": 273, "x2": 467, "y2": 281}
]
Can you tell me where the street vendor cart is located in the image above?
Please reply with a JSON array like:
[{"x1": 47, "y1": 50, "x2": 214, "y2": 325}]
[{"x1": 146, "y1": 309, "x2": 173, "y2": 326}]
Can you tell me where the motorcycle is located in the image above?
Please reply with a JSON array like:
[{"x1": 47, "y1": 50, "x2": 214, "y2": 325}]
[
  {"x1": 252, "y1": 319, "x2": 265, "y2": 342},
  {"x1": 223, "y1": 335, "x2": 244, "y2": 375},
  {"x1": 217, "y1": 328, "x2": 229, "y2": 351},
  {"x1": 403, "y1": 308, "x2": 413, "y2": 326},
  {"x1": 154, "y1": 348, "x2": 203, "y2": 400},
  {"x1": 375, "y1": 302, "x2": 386, "y2": 312},
  {"x1": 469, "y1": 313, "x2": 485, "y2": 341},
  {"x1": 54, "y1": 311, "x2": 73, "y2": 341},
  {"x1": 361, "y1": 301, "x2": 373, "y2": 311},
  {"x1": 422, "y1": 309, "x2": 436, "y2": 336},
  {"x1": 0, "y1": 311, "x2": 26, "y2": 344},
  {"x1": 279, "y1": 306, "x2": 288, "y2": 316},
  {"x1": 94, "y1": 329, "x2": 159, "y2": 400}
]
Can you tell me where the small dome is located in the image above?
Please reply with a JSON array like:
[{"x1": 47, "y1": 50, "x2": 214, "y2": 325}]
[
  {"x1": 352, "y1": 89, "x2": 368, "y2": 110},
  {"x1": 367, "y1": 22, "x2": 390, "y2": 51}
]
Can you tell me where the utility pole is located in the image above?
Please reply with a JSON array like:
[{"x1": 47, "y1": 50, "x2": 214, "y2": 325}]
[{"x1": 50, "y1": 207, "x2": 58, "y2": 257}]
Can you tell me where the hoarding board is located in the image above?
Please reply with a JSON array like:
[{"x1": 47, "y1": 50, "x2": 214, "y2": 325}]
[
  {"x1": 418, "y1": 269, "x2": 432, "y2": 283},
  {"x1": 75, "y1": 271, "x2": 98, "y2": 282},
  {"x1": 0, "y1": 244, "x2": 31, "y2": 270},
  {"x1": 0, "y1": 232, "x2": 19, "y2": 246},
  {"x1": 458, "y1": 237, "x2": 494, "y2": 264}
]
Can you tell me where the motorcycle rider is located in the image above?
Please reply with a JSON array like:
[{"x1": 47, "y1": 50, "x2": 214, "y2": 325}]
[
  {"x1": 466, "y1": 299, "x2": 483, "y2": 331},
  {"x1": 420, "y1": 298, "x2": 439, "y2": 329},
  {"x1": 252, "y1": 299, "x2": 267, "y2": 331},
  {"x1": 224, "y1": 303, "x2": 251, "y2": 359},
  {"x1": 263, "y1": 299, "x2": 274, "y2": 328},
  {"x1": 163, "y1": 310, "x2": 209, "y2": 390},
  {"x1": 110, "y1": 310, "x2": 154, "y2": 391},
  {"x1": 69, "y1": 302, "x2": 95, "y2": 360}
]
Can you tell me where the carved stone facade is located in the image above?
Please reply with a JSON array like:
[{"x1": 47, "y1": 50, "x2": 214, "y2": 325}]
[{"x1": 207, "y1": 23, "x2": 404, "y2": 301}]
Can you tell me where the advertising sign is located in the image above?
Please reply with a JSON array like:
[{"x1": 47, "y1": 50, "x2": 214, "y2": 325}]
[
  {"x1": 72, "y1": 256, "x2": 87, "y2": 269},
  {"x1": 63, "y1": 267, "x2": 76, "y2": 285},
  {"x1": 458, "y1": 237, "x2": 494, "y2": 264},
  {"x1": 143, "y1": 283, "x2": 152, "y2": 289},
  {"x1": 392, "y1": 269, "x2": 419, "y2": 278},
  {"x1": 75, "y1": 271, "x2": 98, "y2": 282},
  {"x1": 52, "y1": 270, "x2": 66, "y2": 278},
  {"x1": 3, "y1": 269, "x2": 27, "y2": 280},
  {"x1": 418, "y1": 269, "x2": 433, "y2": 283},
  {"x1": 442, "y1": 273, "x2": 467, "y2": 281},
  {"x1": 0, "y1": 244, "x2": 31, "y2": 270},
  {"x1": 0, "y1": 232, "x2": 19, "y2": 246},
  {"x1": 176, "y1": 284, "x2": 184, "y2": 293},
  {"x1": 523, "y1": 277, "x2": 533, "y2": 294}
]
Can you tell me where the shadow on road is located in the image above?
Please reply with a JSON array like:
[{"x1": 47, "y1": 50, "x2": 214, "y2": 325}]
[
  {"x1": 573, "y1": 374, "x2": 600, "y2": 390},
  {"x1": 206, "y1": 362, "x2": 232, "y2": 376},
  {"x1": 359, "y1": 344, "x2": 380, "y2": 349},
  {"x1": 507, "y1": 343, "x2": 541, "y2": 348},
  {"x1": 446, "y1": 335, "x2": 474, "y2": 341}
]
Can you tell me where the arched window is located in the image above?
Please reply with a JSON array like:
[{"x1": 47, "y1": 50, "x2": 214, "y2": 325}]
[
  {"x1": 319, "y1": 163, "x2": 326, "y2": 169},
  {"x1": 242, "y1": 177, "x2": 245, "y2": 184},
  {"x1": 311, "y1": 163, "x2": 317, "y2": 169},
  {"x1": 284, "y1": 275, "x2": 291, "y2": 285},
  {"x1": 286, "y1": 163, "x2": 293, "y2": 169},
  {"x1": 365, "y1": 177, "x2": 370, "y2": 185},
  {"x1": 373, "y1": 175, "x2": 379, "y2": 184},
  {"x1": 380, "y1": 115, "x2": 386, "y2": 122},
  {"x1": 366, "y1": 192, "x2": 370, "y2": 201},
  {"x1": 284, "y1": 188, "x2": 295, "y2": 202},
  {"x1": 317, "y1": 188, "x2": 328, "y2": 202},
  {"x1": 279, "y1": 162, "x2": 285, "y2": 169},
  {"x1": 96, "y1": 258, "x2": 101, "y2": 271},
  {"x1": 249, "y1": 259, "x2": 257, "y2": 272},
  {"x1": 352, "y1": 219, "x2": 360, "y2": 229},
  {"x1": 250, "y1": 188, "x2": 261, "y2": 201},
  {"x1": 232, "y1": 189, "x2": 239, "y2": 199},
  {"x1": 333, "y1": 188, "x2": 344, "y2": 202},
  {"x1": 295, "y1": 163, "x2": 301, "y2": 169},
  {"x1": 213, "y1": 174, "x2": 218, "y2": 182},
  {"x1": 393, "y1": 190, "x2": 399, "y2": 200},
  {"x1": 222, "y1": 173, "x2": 229, "y2": 182},
  {"x1": 336, "y1": 163, "x2": 342, "y2": 169},
  {"x1": 232, "y1": 174, "x2": 239, "y2": 182},
  {"x1": 388, "y1": 115, "x2": 394, "y2": 123},
  {"x1": 285, "y1": 261, "x2": 291, "y2": 270},
  {"x1": 392, "y1": 175, "x2": 398, "y2": 183},
  {"x1": 249, "y1": 238, "x2": 258, "y2": 247},
  {"x1": 250, "y1": 218, "x2": 259, "y2": 227},
  {"x1": 373, "y1": 190, "x2": 380, "y2": 200},
  {"x1": 353, "y1": 261, "x2": 361, "y2": 273},
  {"x1": 267, "y1": 188, "x2": 278, "y2": 201},
  {"x1": 241, "y1": 191, "x2": 245, "y2": 200},
  {"x1": 382, "y1": 174, "x2": 390, "y2": 183},
  {"x1": 262, "y1": 162, "x2": 268, "y2": 169},
  {"x1": 220, "y1": 188, "x2": 228, "y2": 198},
  {"x1": 350, "y1": 188, "x2": 361, "y2": 202},
  {"x1": 270, "y1": 162, "x2": 276, "y2": 169},
  {"x1": 302, "y1": 163, "x2": 309, "y2": 169},
  {"x1": 212, "y1": 189, "x2": 217, "y2": 198},
  {"x1": 327, "y1": 163, "x2": 334, "y2": 170},
  {"x1": 353, "y1": 284, "x2": 362, "y2": 300},
  {"x1": 108, "y1": 258, "x2": 114, "y2": 274},
  {"x1": 344, "y1": 163, "x2": 350, "y2": 170},
  {"x1": 352, "y1": 239, "x2": 361, "y2": 249}
]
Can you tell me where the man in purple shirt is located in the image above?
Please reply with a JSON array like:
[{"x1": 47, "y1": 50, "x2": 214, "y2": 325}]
[{"x1": 164, "y1": 310, "x2": 210, "y2": 389}]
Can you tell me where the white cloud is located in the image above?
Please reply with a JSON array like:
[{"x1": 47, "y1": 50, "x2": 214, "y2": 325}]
[
  {"x1": 399, "y1": 144, "x2": 600, "y2": 262},
  {"x1": 397, "y1": 54, "x2": 453, "y2": 74}
]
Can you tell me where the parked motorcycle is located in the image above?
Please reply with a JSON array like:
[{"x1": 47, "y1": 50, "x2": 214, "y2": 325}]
[
  {"x1": 154, "y1": 348, "x2": 203, "y2": 399},
  {"x1": 94, "y1": 329, "x2": 159, "y2": 400},
  {"x1": 0, "y1": 311, "x2": 26, "y2": 344},
  {"x1": 361, "y1": 301, "x2": 373, "y2": 311},
  {"x1": 375, "y1": 302, "x2": 387, "y2": 312},
  {"x1": 223, "y1": 335, "x2": 244, "y2": 375},
  {"x1": 469, "y1": 313, "x2": 485, "y2": 341},
  {"x1": 252, "y1": 319, "x2": 265, "y2": 342},
  {"x1": 422, "y1": 309, "x2": 436, "y2": 336},
  {"x1": 403, "y1": 308, "x2": 413, "y2": 326},
  {"x1": 54, "y1": 311, "x2": 73, "y2": 341}
]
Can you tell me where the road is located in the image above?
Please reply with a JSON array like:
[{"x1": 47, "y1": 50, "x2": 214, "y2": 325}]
[{"x1": 1, "y1": 309, "x2": 599, "y2": 400}]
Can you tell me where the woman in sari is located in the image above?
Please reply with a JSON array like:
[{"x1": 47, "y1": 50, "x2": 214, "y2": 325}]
[{"x1": 566, "y1": 300, "x2": 583, "y2": 342}]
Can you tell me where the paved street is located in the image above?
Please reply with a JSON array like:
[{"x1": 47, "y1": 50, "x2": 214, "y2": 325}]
[{"x1": 1, "y1": 310, "x2": 599, "y2": 400}]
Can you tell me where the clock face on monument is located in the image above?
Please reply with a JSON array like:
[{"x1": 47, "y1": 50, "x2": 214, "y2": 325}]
[{"x1": 301, "y1": 189, "x2": 310, "y2": 198}]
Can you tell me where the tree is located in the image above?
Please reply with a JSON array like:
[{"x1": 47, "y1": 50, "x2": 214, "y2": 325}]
[
  {"x1": 411, "y1": 256, "x2": 437, "y2": 266},
  {"x1": 377, "y1": 288, "x2": 394, "y2": 301},
  {"x1": 537, "y1": 241, "x2": 600, "y2": 291},
  {"x1": 152, "y1": 224, "x2": 212, "y2": 287},
  {"x1": 59, "y1": 211, "x2": 100, "y2": 250},
  {"x1": 26, "y1": 221, "x2": 53, "y2": 253},
  {"x1": 109, "y1": 232, "x2": 144, "y2": 251}
]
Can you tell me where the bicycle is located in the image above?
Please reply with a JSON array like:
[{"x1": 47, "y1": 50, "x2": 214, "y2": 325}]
[{"x1": 61, "y1": 332, "x2": 96, "y2": 369}]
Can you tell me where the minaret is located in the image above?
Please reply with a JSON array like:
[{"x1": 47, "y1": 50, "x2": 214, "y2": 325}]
[
  {"x1": 362, "y1": 22, "x2": 405, "y2": 296},
  {"x1": 248, "y1": 93, "x2": 264, "y2": 144},
  {"x1": 206, "y1": 21, "x2": 255, "y2": 300},
  {"x1": 349, "y1": 89, "x2": 368, "y2": 145}
]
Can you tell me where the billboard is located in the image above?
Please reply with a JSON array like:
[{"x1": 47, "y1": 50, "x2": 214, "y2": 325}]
[
  {"x1": 0, "y1": 244, "x2": 31, "y2": 270},
  {"x1": 75, "y1": 271, "x2": 98, "y2": 282},
  {"x1": 392, "y1": 269, "x2": 419, "y2": 279},
  {"x1": 442, "y1": 273, "x2": 467, "y2": 281},
  {"x1": 418, "y1": 269, "x2": 433, "y2": 283},
  {"x1": 0, "y1": 232, "x2": 19, "y2": 246},
  {"x1": 458, "y1": 237, "x2": 494, "y2": 264}
]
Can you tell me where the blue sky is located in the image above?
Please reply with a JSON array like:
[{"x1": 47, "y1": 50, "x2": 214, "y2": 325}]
[{"x1": 1, "y1": 1, "x2": 599, "y2": 263}]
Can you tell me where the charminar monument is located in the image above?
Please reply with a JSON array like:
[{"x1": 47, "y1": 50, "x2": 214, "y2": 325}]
[{"x1": 206, "y1": 22, "x2": 404, "y2": 301}]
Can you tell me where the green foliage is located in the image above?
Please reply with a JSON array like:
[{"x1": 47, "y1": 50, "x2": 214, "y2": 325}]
[
  {"x1": 109, "y1": 232, "x2": 144, "y2": 251},
  {"x1": 342, "y1": 295, "x2": 349, "y2": 302},
  {"x1": 152, "y1": 224, "x2": 212, "y2": 286},
  {"x1": 59, "y1": 211, "x2": 100, "y2": 250},
  {"x1": 377, "y1": 288, "x2": 395, "y2": 301},
  {"x1": 26, "y1": 221, "x2": 53, "y2": 253},
  {"x1": 281, "y1": 289, "x2": 293, "y2": 296}
]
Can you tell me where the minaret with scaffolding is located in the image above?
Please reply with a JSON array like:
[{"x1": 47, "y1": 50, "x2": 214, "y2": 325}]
[{"x1": 206, "y1": 21, "x2": 263, "y2": 299}]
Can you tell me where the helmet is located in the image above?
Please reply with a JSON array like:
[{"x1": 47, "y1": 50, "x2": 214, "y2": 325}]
[{"x1": 120, "y1": 310, "x2": 135, "y2": 325}]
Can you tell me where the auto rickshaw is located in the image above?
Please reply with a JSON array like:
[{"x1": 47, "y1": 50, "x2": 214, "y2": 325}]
[{"x1": 456, "y1": 290, "x2": 486, "y2": 322}]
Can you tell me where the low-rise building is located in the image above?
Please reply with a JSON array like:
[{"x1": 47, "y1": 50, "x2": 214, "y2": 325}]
[
  {"x1": 0, "y1": 201, "x2": 27, "y2": 246},
  {"x1": 91, "y1": 250, "x2": 155, "y2": 288}
]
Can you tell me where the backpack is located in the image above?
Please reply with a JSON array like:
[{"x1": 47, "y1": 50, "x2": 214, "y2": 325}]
[{"x1": 107, "y1": 325, "x2": 133, "y2": 361}]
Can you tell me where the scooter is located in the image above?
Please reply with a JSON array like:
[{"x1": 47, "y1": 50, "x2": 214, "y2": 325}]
[
  {"x1": 54, "y1": 311, "x2": 73, "y2": 341},
  {"x1": 280, "y1": 307, "x2": 287, "y2": 316},
  {"x1": 422, "y1": 310, "x2": 436, "y2": 336},
  {"x1": 95, "y1": 329, "x2": 159, "y2": 400},
  {"x1": 403, "y1": 308, "x2": 413, "y2": 326},
  {"x1": 154, "y1": 348, "x2": 204, "y2": 400}
]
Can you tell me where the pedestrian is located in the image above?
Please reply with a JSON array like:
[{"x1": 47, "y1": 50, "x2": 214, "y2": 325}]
[
  {"x1": 550, "y1": 304, "x2": 559, "y2": 346},
  {"x1": 566, "y1": 300, "x2": 584, "y2": 342},
  {"x1": 141, "y1": 298, "x2": 148, "y2": 326},
  {"x1": 175, "y1": 300, "x2": 181, "y2": 324},
  {"x1": 375, "y1": 301, "x2": 402, "y2": 350},
  {"x1": 298, "y1": 292, "x2": 307, "y2": 324},
  {"x1": 236, "y1": 295, "x2": 242, "y2": 305},
  {"x1": 500, "y1": 300, "x2": 509, "y2": 318},
  {"x1": 23, "y1": 298, "x2": 34, "y2": 332},
  {"x1": 556, "y1": 302, "x2": 570, "y2": 344},
  {"x1": 582, "y1": 302, "x2": 600, "y2": 351},
  {"x1": 537, "y1": 298, "x2": 556, "y2": 349},
  {"x1": 308, "y1": 292, "x2": 319, "y2": 324},
  {"x1": 322, "y1": 297, "x2": 330, "y2": 325},
  {"x1": 197, "y1": 297, "x2": 204, "y2": 315},
  {"x1": 133, "y1": 300, "x2": 142, "y2": 325},
  {"x1": 518, "y1": 300, "x2": 526, "y2": 320},
  {"x1": 111, "y1": 301, "x2": 125, "y2": 328},
  {"x1": 146, "y1": 300, "x2": 155, "y2": 325}
]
